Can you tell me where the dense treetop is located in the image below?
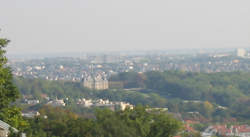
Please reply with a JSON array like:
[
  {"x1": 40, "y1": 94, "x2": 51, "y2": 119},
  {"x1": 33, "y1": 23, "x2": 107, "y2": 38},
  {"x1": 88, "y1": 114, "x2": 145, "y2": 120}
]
[
  {"x1": 25, "y1": 105, "x2": 182, "y2": 137},
  {"x1": 0, "y1": 35, "x2": 28, "y2": 133}
]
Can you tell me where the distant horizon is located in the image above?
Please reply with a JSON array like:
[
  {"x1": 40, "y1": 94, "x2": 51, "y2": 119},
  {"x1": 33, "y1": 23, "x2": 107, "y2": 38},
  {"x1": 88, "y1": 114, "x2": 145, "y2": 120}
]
[
  {"x1": 6, "y1": 47, "x2": 246, "y2": 59},
  {"x1": 6, "y1": 46, "x2": 249, "y2": 54}
]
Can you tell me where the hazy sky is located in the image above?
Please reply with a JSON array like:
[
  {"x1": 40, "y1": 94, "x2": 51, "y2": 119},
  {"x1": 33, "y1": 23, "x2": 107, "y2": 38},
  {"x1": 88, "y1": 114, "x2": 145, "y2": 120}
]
[{"x1": 0, "y1": 0, "x2": 250, "y2": 54}]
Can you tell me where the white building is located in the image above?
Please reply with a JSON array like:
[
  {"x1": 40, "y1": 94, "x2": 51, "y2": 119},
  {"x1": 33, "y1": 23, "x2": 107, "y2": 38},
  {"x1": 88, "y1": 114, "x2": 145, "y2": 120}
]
[
  {"x1": 116, "y1": 102, "x2": 134, "y2": 111},
  {"x1": 77, "y1": 98, "x2": 134, "y2": 111},
  {"x1": 83, "y1": 74, "x2": 109, "y2": 90},
  {"x1": 77, "y1": 98, "x2": 93, "y2": 107},
  {"x1": 22, "y1": 111, "x2": 40, "y2": 118},
  {"x1": 25, "y1": 99, "x2": 40, "y2": 105},
  {"x1": 236, "y1": 48, "x2": 246, "y2": 57},
  {"x1": 47, "y1": 98, "x2": 66, "y2": 107}
]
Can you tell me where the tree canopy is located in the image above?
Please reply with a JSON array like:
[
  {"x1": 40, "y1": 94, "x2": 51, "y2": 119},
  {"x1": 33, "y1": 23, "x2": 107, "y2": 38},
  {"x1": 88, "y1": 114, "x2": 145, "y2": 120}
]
[
  {"x1": 0, "y1": 35, "x2": 28, "y2": 130},
  {"x1": 26, "y1": 106, "x2": 182, "y2": 137}
]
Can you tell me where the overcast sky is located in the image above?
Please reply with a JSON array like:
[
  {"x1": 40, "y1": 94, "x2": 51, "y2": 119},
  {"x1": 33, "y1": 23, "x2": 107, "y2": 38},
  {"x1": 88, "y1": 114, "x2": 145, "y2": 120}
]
[{"x1": 0, "y1": 0, "x2": 250, "y2": 54}]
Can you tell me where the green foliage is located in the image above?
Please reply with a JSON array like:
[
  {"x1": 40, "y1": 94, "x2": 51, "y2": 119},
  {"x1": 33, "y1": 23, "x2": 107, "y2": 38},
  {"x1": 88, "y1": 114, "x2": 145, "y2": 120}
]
[
  {"x1": 0, "y1": 38, "x2": 19, "y2": 107},
  {"x1": 0, "y1": 35, "x2": 28, "y2": 130},
  {"x1": 0, "y1": 106, "x2": 28, "y2": 130},
  {"x1": 108, "y1": 71, "x2": 250, "y2": 120},
  {"x1": 26, "y1": 106, "x2": 182, "y2": 137},
  {"x1": 109, "y1": 72, "x2": 142, "y2": 88},
  {"x1": 181, "y1": 132, "x2": 201, "y2": 137},
  {"x1": 192, "y1": 123, "x2": 208, "y2": 132},
  {"x1": 110, "y1": 71, "x2": 249, "y2": 107},
  {"x1": 14, "y1": 77, "x2": 88, "y2": 99},
  {"x1": 148, "y1": 112, "x2": 182, "y2": 137},
  {"x1": 15, "y1": 70, "x2": 250, "y2": 120},
  {"x1": 14, "y1": 77, "x2": 168, "y2": 108}
]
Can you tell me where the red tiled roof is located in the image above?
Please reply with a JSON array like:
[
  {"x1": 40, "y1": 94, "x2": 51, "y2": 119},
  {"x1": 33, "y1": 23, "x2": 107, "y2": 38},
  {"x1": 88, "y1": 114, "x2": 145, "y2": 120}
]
[
  {"x1": 234, "y1": 125, "x2": 250, "y2": 133},
  {"x1": 212, "y1": 125, "x2": 250, "y2": 135},
  {"x1": 213, "y1": 125, "x2": 231, "y2": 135}
]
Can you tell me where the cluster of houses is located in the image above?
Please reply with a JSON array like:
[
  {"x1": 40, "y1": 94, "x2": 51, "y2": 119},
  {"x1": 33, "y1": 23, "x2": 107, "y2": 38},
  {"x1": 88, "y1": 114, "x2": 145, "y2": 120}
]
[
  {"x1": 23, "y1": 96, "x2": 134, "y2": 112},
  {"x1": 11, "y1": 49, "x2": 250, "y2": 82},
  {"x1": 180, "y1": 120, "x2": 250, "y2": 137},
  {"x1": 202, "y1": 125, "x2": 250, "y2": 137},
  {"x1": 24, "y1": 99, "x2": 40, "y2": 105},
  {"x1": 47, "y1": 98, "x2": 66, "y2": 107},
  {"x1": 24, "y1": 98, "x2": 66, "y2": 107},
  {"x1": 77, "y1": 98, "x2": 133, "y2": 110}
]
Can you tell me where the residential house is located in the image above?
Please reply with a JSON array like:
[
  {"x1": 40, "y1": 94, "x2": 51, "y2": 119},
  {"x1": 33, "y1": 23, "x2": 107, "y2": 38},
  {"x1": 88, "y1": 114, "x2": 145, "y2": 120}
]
[{"x1": 0, "y1": 120, "x2": 26, "y2": 137}]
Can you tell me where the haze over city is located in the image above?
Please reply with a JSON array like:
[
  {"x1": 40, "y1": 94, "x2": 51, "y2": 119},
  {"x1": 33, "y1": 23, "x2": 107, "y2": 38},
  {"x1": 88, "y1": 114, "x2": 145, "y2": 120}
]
[
  {"x1": 3, "y1": 1, "x2": 250, "y2": 136},
  {"x1": 1, "y1": 0, "x2": 250, "y2": 55}
]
